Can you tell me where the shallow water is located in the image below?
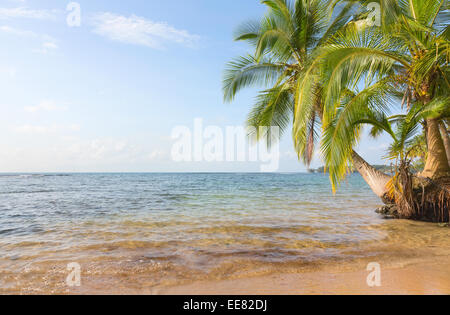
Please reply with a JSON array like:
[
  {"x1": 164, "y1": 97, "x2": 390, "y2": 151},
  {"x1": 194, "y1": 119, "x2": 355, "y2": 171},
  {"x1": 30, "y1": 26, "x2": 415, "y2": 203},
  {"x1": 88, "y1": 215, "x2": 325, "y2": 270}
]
[{"x1": 0, "y1": 173, "x2": 448, "y2": 294}]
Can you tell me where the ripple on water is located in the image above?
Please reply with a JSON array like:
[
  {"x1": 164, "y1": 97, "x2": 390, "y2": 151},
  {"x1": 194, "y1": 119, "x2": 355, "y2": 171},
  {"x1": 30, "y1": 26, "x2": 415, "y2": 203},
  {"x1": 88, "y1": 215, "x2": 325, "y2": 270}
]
[{"x1": 0, "y1": 173, "x2": 448, "y2": 293}]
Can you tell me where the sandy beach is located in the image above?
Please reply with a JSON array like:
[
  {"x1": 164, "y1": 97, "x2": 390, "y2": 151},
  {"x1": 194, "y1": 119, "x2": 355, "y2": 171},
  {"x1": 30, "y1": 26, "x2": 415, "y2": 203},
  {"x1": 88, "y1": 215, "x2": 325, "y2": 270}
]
[
  {"x1": 62, "y1": 247, "x2": 450, "y2": 295},
  {"x1": 158, "y1": 220, "x2": 450, "y2": 295},
  {"x1": 66, "y1": 218, "x2": 450, "y2": 295},
  {"x1": 160, "y1": 258, "x2": 450, "y2": 295}
]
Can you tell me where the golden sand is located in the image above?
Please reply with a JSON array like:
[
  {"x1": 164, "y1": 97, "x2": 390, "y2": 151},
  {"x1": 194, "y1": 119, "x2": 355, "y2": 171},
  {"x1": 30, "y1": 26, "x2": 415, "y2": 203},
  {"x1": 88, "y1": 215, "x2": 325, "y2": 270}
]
[{"x1": 159, "y1": 257, "x2": 450, "y2": 295}]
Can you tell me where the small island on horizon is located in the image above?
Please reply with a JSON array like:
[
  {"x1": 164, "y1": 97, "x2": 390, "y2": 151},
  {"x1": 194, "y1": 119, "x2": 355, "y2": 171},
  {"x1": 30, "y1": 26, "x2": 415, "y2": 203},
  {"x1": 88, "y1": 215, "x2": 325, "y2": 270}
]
[{"x1": 308, "y1": 164, "x2": 393, "y2": 174}]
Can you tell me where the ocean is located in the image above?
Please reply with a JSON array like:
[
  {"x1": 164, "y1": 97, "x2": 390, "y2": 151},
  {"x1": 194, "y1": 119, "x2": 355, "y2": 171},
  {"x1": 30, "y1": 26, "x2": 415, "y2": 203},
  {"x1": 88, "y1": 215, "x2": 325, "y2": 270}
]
[{"x1": 1, "y1": 173, "x2": 446, "y2": 294}]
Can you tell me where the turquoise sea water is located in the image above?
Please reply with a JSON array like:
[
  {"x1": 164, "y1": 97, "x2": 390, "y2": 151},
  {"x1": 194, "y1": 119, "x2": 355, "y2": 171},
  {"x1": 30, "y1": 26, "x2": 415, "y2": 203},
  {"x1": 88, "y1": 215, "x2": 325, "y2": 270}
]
[{"x1": 0, "y1": 173, "x2": 386, "y2": 293}]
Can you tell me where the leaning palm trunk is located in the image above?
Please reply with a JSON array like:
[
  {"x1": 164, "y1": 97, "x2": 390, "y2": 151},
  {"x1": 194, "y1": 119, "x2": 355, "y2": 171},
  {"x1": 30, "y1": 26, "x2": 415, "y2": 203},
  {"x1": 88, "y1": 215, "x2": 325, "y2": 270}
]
[
  {"x1": 421, "y1": 119, "x2": 450, "y2": 179},
  {"x1": 388, "y1": 161, "x2": 450, "y2": 223},
  {"x1": 351, "y1": 151, "x2": 392, "y2": 203},
  {"x1": 439, "y1": 122, "x2": 450, "y2": 168}
]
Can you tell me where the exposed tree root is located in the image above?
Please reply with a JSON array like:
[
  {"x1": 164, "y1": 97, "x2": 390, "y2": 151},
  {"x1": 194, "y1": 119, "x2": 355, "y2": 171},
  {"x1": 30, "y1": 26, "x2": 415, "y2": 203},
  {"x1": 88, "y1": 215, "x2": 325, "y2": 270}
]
[
  {"x1": 377, "y1": 175, "x2": 450, "y2": 223},
  {"x1": 410, "y1": 177, "x2": 450, "y2": 223}
]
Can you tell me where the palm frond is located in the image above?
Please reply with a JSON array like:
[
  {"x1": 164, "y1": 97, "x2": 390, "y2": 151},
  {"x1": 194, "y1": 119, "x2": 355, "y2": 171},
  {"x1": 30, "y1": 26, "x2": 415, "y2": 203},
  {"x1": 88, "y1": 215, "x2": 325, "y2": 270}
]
[
  {"x1": 223, "y1": 55, "x2": 286, "y2": 102},
  {"x1": 247, "y1": 84, "x2": 294, "y2": 143}
]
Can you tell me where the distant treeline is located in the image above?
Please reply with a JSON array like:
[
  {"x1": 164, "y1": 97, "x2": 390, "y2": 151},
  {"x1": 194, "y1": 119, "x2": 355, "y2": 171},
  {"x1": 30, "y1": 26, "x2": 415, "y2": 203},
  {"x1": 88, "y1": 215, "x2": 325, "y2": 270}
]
[{"x1": 310, "y1": 165, "x2": 392, "y2": 174}]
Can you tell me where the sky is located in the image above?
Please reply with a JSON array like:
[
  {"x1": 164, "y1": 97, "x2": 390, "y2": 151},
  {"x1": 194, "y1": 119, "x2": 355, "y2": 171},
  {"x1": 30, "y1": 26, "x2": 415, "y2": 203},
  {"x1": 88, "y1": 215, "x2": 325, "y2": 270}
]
[{"x1": 0, "y1": 0, "x2": 392, "y2": 173}]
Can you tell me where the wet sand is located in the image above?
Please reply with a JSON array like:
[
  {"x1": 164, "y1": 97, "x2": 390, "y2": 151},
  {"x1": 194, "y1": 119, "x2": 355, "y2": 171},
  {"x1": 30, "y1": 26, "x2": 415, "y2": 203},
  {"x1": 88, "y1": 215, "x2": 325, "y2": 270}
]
[
  {"x1": 160, "y1": 257, "x2": 450, "y2": 295},
  {"x1": 2, "y1": 219, "x2": 449, "y2": 295},
  {"x1": 63, "y1": 226, "x2": 450, "y2": 295},
  {"x1": 157, "y1": 220, "x2": 450, "y2": 295}
]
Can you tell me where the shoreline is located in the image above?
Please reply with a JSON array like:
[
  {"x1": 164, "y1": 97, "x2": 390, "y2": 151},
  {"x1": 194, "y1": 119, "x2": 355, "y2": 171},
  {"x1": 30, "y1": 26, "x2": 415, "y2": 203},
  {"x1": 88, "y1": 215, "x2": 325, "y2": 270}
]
[
  {"x1": 60, "y1": 231, "x2": 450, "y2": 295},
  {"x1": 158, "y1": 255, "x2": 450, "y2": 295},
  {"x1": 156, "y1": 219, "x2": 450, "y2": 295},
  {"x1": 3, "y1": 218, "x2": 449, "y2": 295}
]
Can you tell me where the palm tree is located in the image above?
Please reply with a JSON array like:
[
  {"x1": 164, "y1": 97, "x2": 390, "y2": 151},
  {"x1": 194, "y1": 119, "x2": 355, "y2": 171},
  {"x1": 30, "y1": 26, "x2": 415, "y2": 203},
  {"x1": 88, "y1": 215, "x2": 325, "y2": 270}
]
[
  {"x1": 406, "y1": 133, "x2": 427, "y2": 171},
  {"x1": 319, "y1": 78, "x2": 397, "y2": 198},
  {"x1": 439, "y1": 121, "x2": 450, "y2": 166},
  {"x1": 343, "y1": 100, "x2": 449, "y2": 220},
  {"x1": 223, "y1": 0, "x2": 390, "y2": 195},
  {"x1": 223, "y1": 0, "x2": 338, "y2": 164},
  {"x1": 297, "y1": 0, "x2": 450, "y2": 193}
]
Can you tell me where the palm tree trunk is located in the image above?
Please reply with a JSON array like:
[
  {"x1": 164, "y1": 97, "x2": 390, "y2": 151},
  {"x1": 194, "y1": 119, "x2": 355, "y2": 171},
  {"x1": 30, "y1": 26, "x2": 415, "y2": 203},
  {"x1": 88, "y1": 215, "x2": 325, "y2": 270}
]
[
  {"x1": 439, "y1": 122, "x2": 450, "y2": 168},
  {"x1": 351, "y1": 151, "x2": 392, "y2": 203},
  {"x1": 421, "y1": 119, "x2": 450, "y2": 179}
]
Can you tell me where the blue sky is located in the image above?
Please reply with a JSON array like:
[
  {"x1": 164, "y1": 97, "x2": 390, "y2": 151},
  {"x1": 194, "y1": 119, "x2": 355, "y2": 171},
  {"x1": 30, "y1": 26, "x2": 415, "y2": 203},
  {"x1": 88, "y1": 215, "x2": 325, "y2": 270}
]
[{"x1": 0, "y1": 0, "x2": 391, "y2": 172}]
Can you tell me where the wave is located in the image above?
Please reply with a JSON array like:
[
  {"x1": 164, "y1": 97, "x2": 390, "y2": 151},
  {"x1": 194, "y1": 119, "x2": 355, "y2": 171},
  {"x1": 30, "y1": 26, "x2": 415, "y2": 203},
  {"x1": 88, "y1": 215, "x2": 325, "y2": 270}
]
[{"x1": 0, "y1": 174, "x2": 71, "y2": 178}]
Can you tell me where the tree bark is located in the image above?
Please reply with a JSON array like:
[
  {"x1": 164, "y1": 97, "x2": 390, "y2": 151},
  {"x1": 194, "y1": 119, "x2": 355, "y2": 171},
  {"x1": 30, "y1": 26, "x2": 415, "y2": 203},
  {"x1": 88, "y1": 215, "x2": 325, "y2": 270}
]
[
  {"x1": 351, "y1": 150, "x2": 392, "y2": 203},
  {"x1": 439, "y1": 122, "x2": 450, "y2": 168},
  {"x1": 421, "y1": 119, "x2": 450, "y2": 179}
]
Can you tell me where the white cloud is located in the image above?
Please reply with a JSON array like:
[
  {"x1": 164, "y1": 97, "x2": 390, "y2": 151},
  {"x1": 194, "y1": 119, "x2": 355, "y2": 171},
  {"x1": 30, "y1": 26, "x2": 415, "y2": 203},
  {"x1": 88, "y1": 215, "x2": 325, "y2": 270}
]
[
  {"x1": 0, "y1": 25, "x2": 58, "y2": 54},
  {"x1": 24, "y1": 100, "x2": 68, "y2": 113},
  {"x1": 91, "y1": 12, "x2": 200, "y2": 49},
  {"x1": 52, "y1": 137, "x2": 168, "y2": 163},
  {"x1": 0, "y1": 134, "x2": 171, "y2": 172},
  {"x1": 32, "y1": 40, "x2": 58, "y2": 54},
  {"x1": 42, "y1": 41, "x2": 58, "y2": 49},
  {"x1": 0, "y1": 25, "x2": 36, "y2": 36},
  {"x1": 148, "y1": 149, "x2": 167, "y2": 161},
  {"x1": 0, "y1": 7, "x2": 57, "y2": 20},
  {"x1": 14, "y1": 124, "x2": 80, "y2": 134},
  {"x1": 66, "y1": 138, "x2": 143, "y2": 161}
]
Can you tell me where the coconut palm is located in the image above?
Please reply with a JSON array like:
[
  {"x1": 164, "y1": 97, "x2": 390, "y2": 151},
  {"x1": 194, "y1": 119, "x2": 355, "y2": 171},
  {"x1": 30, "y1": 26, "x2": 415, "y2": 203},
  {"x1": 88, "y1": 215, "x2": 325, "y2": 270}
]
[
  {"x1": 350, "y1": 98, "x2": 449, "y2": 165},
  {"x1": 223, "y1": 0, "x2": 386, "y2": 174},
  {"x1": 440, "y1": 121, "x2": 450, "y2": 166},
  {"x1": 343, "y1": 98, "x2": 450, "y2": 220},
  {"x1": 297, "y1": 0, "x2": 450, "y2": 194},
  {"x1": 224, "y1": 0, "x2": 338, "y2": 164},
  {"x1": 406, "y1": 133, "x2": 427, "y2": 171}
]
